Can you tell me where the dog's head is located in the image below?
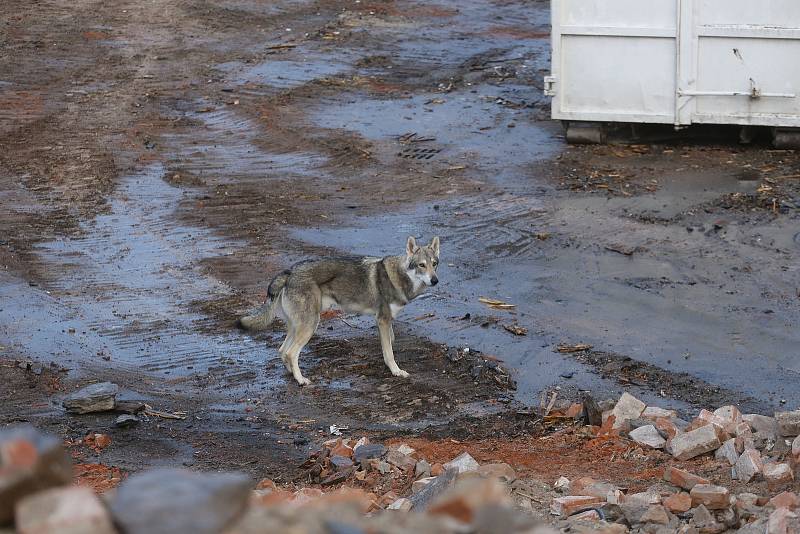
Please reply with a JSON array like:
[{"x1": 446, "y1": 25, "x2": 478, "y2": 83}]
[{"x1": 405, "y1": 236, "x2": 440, "y2": 287}]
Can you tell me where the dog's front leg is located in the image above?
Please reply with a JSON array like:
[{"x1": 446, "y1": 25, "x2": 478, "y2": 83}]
[{"x1": 377, "y1": 317, "x2": 409, "y2": 378}]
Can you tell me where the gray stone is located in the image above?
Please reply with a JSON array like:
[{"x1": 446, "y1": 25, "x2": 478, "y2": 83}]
[
  {"x1": 353, "y1": 443, "x2": 385, "y2": 462},
  {"x1": 0, "y1": 425, "x2": 72, "y2": 525},
  {"x1": 62, "y1": 382, "x2": 119, "y2": 414},
  {"x1": 330, "y1": 455, "x2": 354, "y2": 471},
  {"x1": 734, "y1": 449, "x2": 762, "y2": 483},
  {"x1": 114, "y1": 400, "x2": 146, "y2": 414},
  {"x1": 743, "y1": 414, "x2": 779, "y2": 436},
  {"x1": 407, "y1": 468, "x2": 457, "y2": 512},
  {"x1": 15, "y1": 486, "x2": 115, "y2": 534},
  {"x1": 670, "y1": 425, "x2": 721, "y2": 460},
  {"x1": 775, "y1": 409, "x2": 800, "y2": 437},
  {"x1": 443, "y1": 452, "x2": 479, "y2": 474},
  {"x1": 610, "y1": 392, "x2": 646, "y2": 430},
  {"x1": 414, "y1": 459, "x2": 431, "y2": 479},
  {"x1": 114, "y1": 414, "x2": 139, "y2": 428},
  {"x1": 109, "y1": 468, "x2": 251, "y2": 534},
  {"x1": 714, "y1": 438, "x2": 740, "y2": 466},
  {"x1": 629, "y1": 425, "x2": 667, "y2": 449}
]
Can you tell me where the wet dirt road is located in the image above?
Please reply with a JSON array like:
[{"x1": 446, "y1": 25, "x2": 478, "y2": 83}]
[{"x1": 2, "y1": 0, "x2": 800, "y2": 479}]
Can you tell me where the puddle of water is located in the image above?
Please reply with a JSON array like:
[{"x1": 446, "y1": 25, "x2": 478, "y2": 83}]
[
  {"x1": 219, "y1": 56, "x2": 352, "y2": 90},
  {"x1": 0, "y1": 164, "x2": 281, "y2": 391},
  {"x1": 311, "y1": 88, "x2": 561, "y2": 185}
]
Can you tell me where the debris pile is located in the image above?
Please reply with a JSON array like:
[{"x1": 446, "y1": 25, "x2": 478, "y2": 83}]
[
  {"x1": 547, "y1": 393, "x2": 800, "y2": 532},
  {"x1": 0, "y1": 425, "x2": 556, "y2": 533}
]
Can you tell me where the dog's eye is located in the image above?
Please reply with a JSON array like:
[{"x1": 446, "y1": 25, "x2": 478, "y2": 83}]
[
  {"x1": 433, "y1": 260, "x2": 438, "y2": 267},
  {"x1": 418, "y1": 263, "x2": 426, "y2": 269}
]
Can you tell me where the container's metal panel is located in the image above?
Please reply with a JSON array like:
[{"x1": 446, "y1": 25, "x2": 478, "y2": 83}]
[
  {"x1": 552, "y1": 0, "x2": 800, "y2": 128},
  {"x1": 551, "y1": 0, "x2": 678, "y2": 123},
  {"x1": 560, "y1": 36, "x2": 676, "y2": 120}
]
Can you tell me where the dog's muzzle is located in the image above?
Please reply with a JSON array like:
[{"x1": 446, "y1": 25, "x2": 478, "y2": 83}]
[{"x1": 431, "y1": 276, "x2": 439, "y2": 286}]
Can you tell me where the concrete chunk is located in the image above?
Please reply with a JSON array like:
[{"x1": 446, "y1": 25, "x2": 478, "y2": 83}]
[
  {"x1": 670, "y1": 425, "x2": 721, "y2": 460},
  {"x1": 713, "y1": 405, "x2": 743, "y2": 425},
  {"x1": 109, "y1": 468, "x2": 251, "y2": 534},
  {"x1": 629, "y1": 425, "x2": 666, "y2": 449},
  {"x1": 15, "y1": 486, "x2": 115, "y2": 534},
  {"x1": 690, "y1": 484, "x2": 731, "y2": 510},
  {"x1": 744, "y1": 414, "x2": 779, "y2": 436},
  {"x1": 443, "y1": 452, "x2": 479, "y2": 474},
  {"x1": 775, "y1": 409, "x2": 800, "y2": 437},
  {"x1": 610, "y1": 393, "x2": 646, "y2": 430},
  {"x1": 735, "y1": 449, "x2": 763, "y2": 483},
  {"x1": 0, "y1": 425, "x2": 73, "y2": 525},
  {"x1": 763, "y1": 462, "x2": 794, "y2": 484},
  {"x1": 715, "y1": 438, "x2": 741, "y2": 466}
]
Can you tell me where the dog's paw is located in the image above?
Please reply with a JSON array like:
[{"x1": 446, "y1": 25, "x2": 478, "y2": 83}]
[
  {"x1": 296, "y1": 376, "x2": 312, "y2": 386},
  {"x1": 392, "y1": 369, "x2": 410, "y2": 378}
]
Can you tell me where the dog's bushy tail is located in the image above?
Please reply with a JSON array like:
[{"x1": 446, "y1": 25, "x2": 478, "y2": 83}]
[{"x1": 237, "y1": 271, "x2": 290, "y2": 331}]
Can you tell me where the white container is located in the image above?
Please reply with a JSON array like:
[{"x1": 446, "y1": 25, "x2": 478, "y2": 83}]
[{"x1": 547, "y1": 0, "x2": 800, "y2": 134}]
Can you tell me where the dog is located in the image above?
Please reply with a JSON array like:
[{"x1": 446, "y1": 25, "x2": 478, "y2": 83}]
[{"x1": 238, "y1": 236, "x2": 440, "y2": 385}]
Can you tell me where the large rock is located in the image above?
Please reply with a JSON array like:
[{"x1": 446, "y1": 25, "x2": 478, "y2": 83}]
[
  {"x1": 629, "y1": 425, "x2": 666, "y2": 449},
  {"x1": 670, "y1": 425, "x2": 721, "y2": 460},
  {"x1": 353, "y1": 443, "x2": 385, "y2": 462},
  {"x1": 408, "y1": 468, "x2": 457, "y2": 512},
  {"x1": 775, "y1": 409, "x2": 800, "y2": 437},
  {"x1": 763, "y1": 462, "x2": 794, "y2": 484},
  {"x1": 62, "y1": 382, "x2": 119, "y2": 414},
  {"x1": 443, "y1": 452, "x2": 479, "y2": 474},
  {"x1": 0, "y1": 425, "x2": 72, "y2": 525},
  {"x1": 109, "y1": 468, "x2": 251, "y2": 534},
  {"x1": 610, "y1": 393, "x2": 646, "y2": 430},
  {"x1": 15, "y1": 486, "x2": 115, "y2": 534},
  {"x1": 744, "y1": 414, "x2": 779, "y2": 436},
  {"x1": 734, "y1": 449, "x2": 763, "y2": 483}
]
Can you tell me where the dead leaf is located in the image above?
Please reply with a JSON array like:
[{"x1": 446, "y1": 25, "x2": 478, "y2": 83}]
[
  {"x1": 503, "y1": 324, "x2": 527, "y2": 336},
  {"x1": 556, "y1": 343, "x2": 593, "y2": 353},
  {"x1": 479, "y1": 297, "x2": 516, "y2": 310}
]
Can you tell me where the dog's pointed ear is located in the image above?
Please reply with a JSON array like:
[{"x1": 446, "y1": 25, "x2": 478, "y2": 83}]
[
  {"x1": 430, "y1": 236, "x2": 440, "y2": 256},
  {"x1": 406, "y1": 236, "x2": 417, "y2": 256}
]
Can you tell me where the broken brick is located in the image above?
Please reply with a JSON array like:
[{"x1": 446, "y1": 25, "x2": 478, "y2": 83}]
[
  {"x1": 663, "y1": 492, "x2": 692, "y2": 513},
  {"x1": 629, "y1": 425, "x2": 666, "y2": 449},
  {"x1": 640, "y1": 504, "x2": 670, "y2": 525},
  {"x1": 655, "y1": 418, "x2": 681, "y2": 440},
  {"x1": 642, "y1": 406, "x2": 677, "y2": 420},
  {"x1": 550, "y1": 496, "x2": 603, "y2": 517},
  {"x1": 690, "y1": 484, "x2": 731, "y2": 510},
  {"x1": 713, "y1": 406, "x2": 743, "y2": 426},
  {"x1": 769, "y1": 492, "x2": 800, "y2": 511},
  {"x1": 15, "y1": 486, "x2": 115, "y2": 534},
  {"x1": 663, "y1": 466, "x2": 710, "y2": 491},
  {"x1": 670, "y1": 425, "x2": 721, "y2": 460},
  {"x1": 714, "y1": 438, "x2": 742, "y2": 466},
  {"x1": 768, "y1": 507, "x2": 798, "y2": 534}
]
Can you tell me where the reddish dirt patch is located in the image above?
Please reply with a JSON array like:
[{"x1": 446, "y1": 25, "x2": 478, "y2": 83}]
[
  {"x1": 73, "y1": 463, "x2": 125, "y2": 493},
  {"x1": 390, "y1": 428, "x2": 714, "y2": 493}
]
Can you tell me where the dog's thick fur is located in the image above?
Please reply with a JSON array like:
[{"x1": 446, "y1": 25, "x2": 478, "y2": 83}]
[{"x1": 239, "y1": 236, "x2": 440, "y2": 385}]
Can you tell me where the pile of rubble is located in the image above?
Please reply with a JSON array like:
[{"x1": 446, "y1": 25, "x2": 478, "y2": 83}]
[
  {"x1": 2, "y1": 391, "x2": 799, "y2": 533},
  {"x1": 0, "y1": 425, "x2": 555, "y2": 534},
  {"x1": 549, "y1": 393, "x2": 800, "y2": 532}
]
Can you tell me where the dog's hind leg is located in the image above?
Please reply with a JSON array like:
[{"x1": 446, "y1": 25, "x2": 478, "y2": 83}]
[
  {"x1": 284, "y1": 317, "x2": 317, "y2": 386},
  {"x1": 277, "y1": 328, "x2": 295, "y2": 375},
  {"x1": 377, "y1": 316, "x2": 409, "y2": 378}
]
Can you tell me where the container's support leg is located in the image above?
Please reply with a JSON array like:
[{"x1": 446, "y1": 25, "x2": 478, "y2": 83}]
[
  {"x1": 773, "y1": 128, "x2": 800, "y2": 149},
  {"x1": 564, "y1": 121, "x2": 607, "y2": 145}
]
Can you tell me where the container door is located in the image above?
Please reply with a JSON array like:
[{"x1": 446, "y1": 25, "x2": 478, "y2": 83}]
[
  {"x1": 550, "y1": 0, "x2": 679, "y2": 124},
  {"x1": 677, "y1": 0, "x2": 800, "y2": 127}
]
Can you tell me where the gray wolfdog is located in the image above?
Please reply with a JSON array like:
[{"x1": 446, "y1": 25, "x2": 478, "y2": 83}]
[{"x1": 239, "y1": 236, "x2": 440, "y2": 385}]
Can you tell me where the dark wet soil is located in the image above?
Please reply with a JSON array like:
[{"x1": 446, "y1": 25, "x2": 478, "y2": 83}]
[{"x1": 2, "y1": 0, "x2": 800, "y2": 483}]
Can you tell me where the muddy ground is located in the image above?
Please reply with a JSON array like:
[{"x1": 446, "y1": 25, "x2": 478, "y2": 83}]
[{"x1": 2, "y1": 0, "x2": 800, "y2": 486}]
